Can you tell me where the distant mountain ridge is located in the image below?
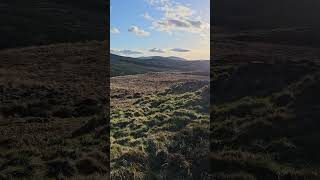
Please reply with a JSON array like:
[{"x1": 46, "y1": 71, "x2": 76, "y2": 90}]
[{"x1": 111, "y1": 54, "x2": 209, "y2": 77}]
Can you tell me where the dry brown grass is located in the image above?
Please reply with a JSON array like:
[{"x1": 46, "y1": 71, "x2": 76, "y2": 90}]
[{"x1": 111, "y1": 71, "x2": 209, "y2": 101}]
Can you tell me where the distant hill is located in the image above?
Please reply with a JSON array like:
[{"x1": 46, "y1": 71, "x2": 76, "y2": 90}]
[
  {"x1": 111, "y1": 54, "x2": 209, "y2": 77},
  {"x1": 0, "y1": 0, "x2": 106, "y2": 49}
]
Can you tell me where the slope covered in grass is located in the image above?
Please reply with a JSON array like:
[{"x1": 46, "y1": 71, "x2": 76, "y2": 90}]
[
  {"x1": 211, "y1": 29, "x2": 320, "y2": 179},
  {"x1": 0, "y1": 0, "x2": 106, "y2": 49},
  {"x1": 0, "y1": 41, "x2": 109, "y2": 179},
  {"x1": 213, "y1": 0, "x2": 320, "y2": 29},
  {"x1": 111, "y1": 80, "x2": 210, "y2": 179}
]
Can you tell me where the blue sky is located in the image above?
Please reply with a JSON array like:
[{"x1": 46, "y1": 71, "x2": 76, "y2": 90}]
[{"x1": 110, "y1": 0, "x2": 210, "y2": 60}]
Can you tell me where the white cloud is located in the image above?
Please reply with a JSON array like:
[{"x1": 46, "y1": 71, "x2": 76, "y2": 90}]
[
  {"x1": 111, "y1": 49, "x2": 143, "y2": 55},
  {"x1": 171, "y1": 48, "x2": 190, "y2": 52},
  {"x1": 149, "y1": 48, "x2": 166, "y2": 53},
  {"x1": 161, "y1": 4, "x2": 194, "y2": 19},
  {"x1": 145, "y1": 0, "x2": 170, "y2": 6},
  {"x1": 142, "y1": 12, "x2": 154, "y2": 21},
  {"x1": 128, "y1": 26, "x2": 150, "y2": 36},
  {"x1": 146, "y1": 1, "x2": 209, "y2": 34},
  {"x1": 110, "y1": 26, "x2": 120, "y2": 34}
]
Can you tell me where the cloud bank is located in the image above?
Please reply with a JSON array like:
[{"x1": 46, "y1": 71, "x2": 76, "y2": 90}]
[
  {"x1": 145, "y1": 0, "x2": 209, "y2": 34},
  {"x1": 149, "y1": 48, "x2": 166, "y2": 53},
  {"x1": 111, "y1": 49, "x2": 143, "y2": 55},
  {"x1": 171, "y1": 48, "x2": 190, "y2": 52},
  {"x1": 128, "y1": 26, "x2": 150, "y2": 36}
]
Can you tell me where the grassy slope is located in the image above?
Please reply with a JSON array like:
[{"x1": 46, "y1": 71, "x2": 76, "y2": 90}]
[
  {"x1": 213, "y1": 0, "x2": 320, "y2": 29},
  {"x1": 110, "y1": 50, "x2": 211, "y2": 178},
  {"x1": 211, "y1": 29, "x2": 320, "y2": 179},
  {"x1": 0, "y1": 41, "x2": 109, "y2": 179},
  {"x1": 111, "y1": 79, "x2": 210, "y2": 179},
  {"x1": 0, "y1": 1, "x2": 108, "y2": 179},
  {"x1": 0, "y1": 0, "x2": 106, "y2": 49}
]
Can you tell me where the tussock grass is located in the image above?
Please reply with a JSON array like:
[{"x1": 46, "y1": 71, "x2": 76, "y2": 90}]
[
  {"x1": 111, "y1": 80, "x2": 210, "y2": 179},
  {"x1": 211, "y1": 59, "x2": 320, "y2": 179}
]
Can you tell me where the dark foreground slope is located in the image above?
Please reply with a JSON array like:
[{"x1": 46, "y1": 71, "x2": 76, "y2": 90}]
[
  {"x1": 211, "y1": 29, "x2": 320, "y2": 179},
  {"x1": 0, "y1": 0, "x2": 106, "y2": 49},
  {"x1": 212, "y1": 0, "x2": 320, "y2": 49},
  {"x1": 0, "y1": 41, "x2": 109, "y2": 179},
  {"x1": 213, "y1": 0, "x2": 320, "y2": 29},
  {"x1": 111, "y1": 54, "x2": 209, "y2": 77}
]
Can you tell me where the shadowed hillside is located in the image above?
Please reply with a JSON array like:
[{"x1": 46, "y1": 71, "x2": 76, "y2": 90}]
[
  {"x1": 0, "y1": 0, "x2": 108, "y2": 178},
  {"x1": 212, "y1": 0, "x2": 320, "y2": 48},
  {"x1": 0, "y1": 0, "x2": 106, "y2": 49},
  {"x1": 213, "y1": 0, "x2": 320, "y2": 29},
  {"x1": 0, "y1": 41, "x2": 109, "y2": 179},
  {"x1": 211, "y1": 25, "x2": 320, "y2": 179}
]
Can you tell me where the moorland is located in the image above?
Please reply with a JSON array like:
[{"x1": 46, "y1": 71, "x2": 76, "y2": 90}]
[
  {"x1": 0, "y1": 0, "x2": 108, "y2": 178},
  {"x1": 0, "y1": 42, "x2": 109, "y2": 179},
  {"x1": 110, "y1": 55, "x2": 211, "y2": 179},
  {"x1": 210, "y1": 27, "x2": 320, "y2": 180},
  {"x1": 211, "y1": 1, "x2": 320, "y2": 178}
]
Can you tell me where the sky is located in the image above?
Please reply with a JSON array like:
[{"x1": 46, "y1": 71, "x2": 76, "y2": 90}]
[{"x1": 110, "y1": 0, "x2": 210, "y2": 60}]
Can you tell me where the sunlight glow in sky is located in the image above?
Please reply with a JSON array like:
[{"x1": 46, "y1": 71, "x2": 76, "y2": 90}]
[{"x1": 110, "y1": 0, "x2": 210, "y2": 60}]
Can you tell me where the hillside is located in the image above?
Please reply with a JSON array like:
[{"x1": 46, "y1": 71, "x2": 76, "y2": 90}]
[
  {"x1": 0, "y1": 41, "x2": 109, "y2": 179},
  {"x1": 211, "y1": 28, "x2": 320, "y2": 179},
  {"x1": 111, "y1": 54, "x2": 209, "y2": 77},
  {"x1": 213, "y1": 0, "x2": 320, "y2": 29},
  {"x1": 0, "y1": 1, "x2": 108, "y2": 178},
  {"x1": 212, "y1": 0, "x2": 320, "y2": 49},
  {"x1": 0, "y1": 0, "x2": 106, "y2": 49},
  {"x1": 110, "y1": 48, "x2": 211, "y2": 179},
  {"x1": 110, "y1": 50, "x2": 211, "y2": 178},
  {"x1": 110, "y1": 72, "x2": 210, "y2": 179}
]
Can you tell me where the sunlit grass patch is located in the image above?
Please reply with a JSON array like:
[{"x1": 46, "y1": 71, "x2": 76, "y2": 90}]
[{"x1": 110, "y1": 80, "x2": 210, "y2": 178}]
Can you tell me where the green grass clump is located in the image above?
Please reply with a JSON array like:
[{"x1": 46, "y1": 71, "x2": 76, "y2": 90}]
[
  {"x1": 211, "y1": 63, "x2": 320, "y2": 179},
  {"x1": 111, "y1": 81, "x2": 210, "y2": 179}
]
